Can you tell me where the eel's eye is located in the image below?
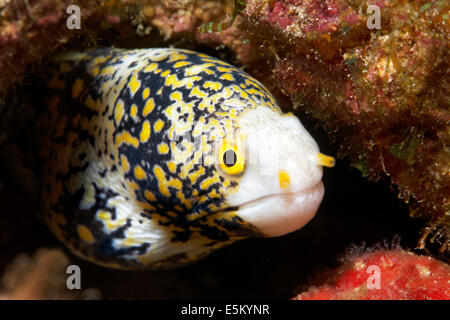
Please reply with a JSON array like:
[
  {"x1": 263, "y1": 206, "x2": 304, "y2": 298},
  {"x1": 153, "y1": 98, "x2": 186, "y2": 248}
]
[{"x1": 218, "y1": 141, "x2": 245, "y2": 176}]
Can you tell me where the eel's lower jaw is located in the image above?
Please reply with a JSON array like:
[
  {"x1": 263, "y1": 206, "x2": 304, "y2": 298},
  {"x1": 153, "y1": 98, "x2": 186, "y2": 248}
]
[{"x1": 235, "y1": 181, "x2": 325, "y2": 237}]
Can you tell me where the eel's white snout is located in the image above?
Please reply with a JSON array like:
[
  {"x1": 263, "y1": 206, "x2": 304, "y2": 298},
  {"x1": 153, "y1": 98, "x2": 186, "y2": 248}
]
[
  {"x1": 237, "y1": 181, "x2": 324, "y2": 237},
  {"x1": 226, "y1": 107, "x2": 332, "y2": 237}
]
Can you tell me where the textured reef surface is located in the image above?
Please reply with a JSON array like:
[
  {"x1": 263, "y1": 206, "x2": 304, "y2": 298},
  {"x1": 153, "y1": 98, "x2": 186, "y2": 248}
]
[{"x1": 293, "y1": 248, "x2": 450, "y2": 300}]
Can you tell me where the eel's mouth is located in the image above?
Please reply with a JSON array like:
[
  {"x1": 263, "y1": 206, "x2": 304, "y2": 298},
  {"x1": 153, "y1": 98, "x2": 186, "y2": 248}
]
[{"x1": 235, "y1": 182, "x2": 325, "y2": 237}]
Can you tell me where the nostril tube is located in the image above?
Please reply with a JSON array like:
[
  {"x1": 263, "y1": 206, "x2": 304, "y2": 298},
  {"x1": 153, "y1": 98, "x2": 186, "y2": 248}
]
[
  {"x1": 317, "y1": 153, "x2": 335, "y2": 168},
  {"x1": 278, "y1": 170, "x2": 290, "y2": 189}
]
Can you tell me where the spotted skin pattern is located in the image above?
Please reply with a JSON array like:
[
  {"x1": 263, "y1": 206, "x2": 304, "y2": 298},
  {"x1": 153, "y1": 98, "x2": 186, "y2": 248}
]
[{"x1": 38, "y1": 48, "x2": 283, "y2": 269}]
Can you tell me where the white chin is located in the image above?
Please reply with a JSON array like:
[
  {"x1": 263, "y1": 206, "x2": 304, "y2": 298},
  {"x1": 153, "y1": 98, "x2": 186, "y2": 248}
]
[{"x1": 236, "y1": 182, "x2": 324, "y2": 237}]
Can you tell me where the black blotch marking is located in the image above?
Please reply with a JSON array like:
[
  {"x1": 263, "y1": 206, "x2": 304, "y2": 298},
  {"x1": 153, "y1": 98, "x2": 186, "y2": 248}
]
[{"x1": 98, "y1": 168, "x2": 107, "y2": 178}]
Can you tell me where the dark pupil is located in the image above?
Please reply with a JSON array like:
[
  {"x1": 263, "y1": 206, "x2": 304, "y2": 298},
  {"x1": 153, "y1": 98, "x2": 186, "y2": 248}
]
[{"x1": 223, "y1": 150, "x2": 237, "y2": 167}]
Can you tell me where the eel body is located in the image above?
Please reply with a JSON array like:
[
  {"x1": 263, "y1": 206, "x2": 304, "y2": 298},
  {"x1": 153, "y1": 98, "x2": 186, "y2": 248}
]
[{"x1": 38, "y1": 48, "x2": 333, "y2": 269}]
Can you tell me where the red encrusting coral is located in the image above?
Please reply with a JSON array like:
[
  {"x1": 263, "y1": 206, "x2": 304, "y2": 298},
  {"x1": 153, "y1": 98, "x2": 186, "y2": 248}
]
[{"x1": 293, "y1": 249, "x2": 450, "y2": 300}]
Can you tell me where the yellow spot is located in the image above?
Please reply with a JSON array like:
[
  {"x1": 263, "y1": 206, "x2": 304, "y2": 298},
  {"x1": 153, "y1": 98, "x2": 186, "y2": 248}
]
[
  {"x1": 85, "y1": 97, "x2": 97, "y2": 111},
  {"x1": 161, "y1": 70, "x2": 170, "y2": 77},
  {"x1": 128, "y1": 72, "x2": 141, "y2": 96},
  {"x1": 203, "y1": 81, "x2": 223, "y2": 91},
  {"x1": 190, "y1": 86, "x2": 208, "y2": 99},
  {"x1": 127, "y1": 181, "x2": 140, "y2": 194},
  {"x1": 157, "y1": 143, "x2": 169, "y2": 154},
  {"x1": 72, "y1": 78, "x2": 84, "y2": 98},
  {"x1": 142, "y1": 88, "x2": 150, "y2": 100},
  {"x1": 140, "y1": 120, "x2": 151, "y2": 142},
  {"x1": 121, "y1": 155, "x2": 130, "y2": 172},
  {"x1": 185, "y1": 63, "x2": 214, "y2": 76},
  {"x1": 166, "y1": 210, "x2": 178, "y2": 218},
  {"x1": 134, "y1": 165, "x2": 147, "y2": 180},
  {"x1": 115, "y1": 100, "x2": 124, "y2": 124},
  {"x1": 154, "y1": 119, "x2": 165, "y2": 132},
  {"x1": 168, "y1": 52, "x2": 187, "y2": 62},
  {"x1": 144, "y1": 63, "x2": 158, "y2": 72},
  {"x1": 209, "y1": 189, "x2": 220, "y2": 198},
  {"x1": 123, "y1": 237, "x2": 142, "y2": 247},
  {"x1": 153, "y1": 165, "x2": 171, "y2": 197},
  {"x1": 177, "y1": 190, "x2": 192, "y2": 209},
  {"x1": 105, "y1": 218, "x2": 126, "y2": 231},
  {"x1": 317, "y1": 153, "x2": 336, "y2": 167},
  {"x1": 217, "y1": 66, "x2": 234, "y2": 73},
  {"x1": 116, "y1": 131, "x2": 139, "y2": 148},
  {"x1": 100, "y1": 66, "x2": 115, "y2": 75},
  {"x1": 278, "y1": 170, "x2": 290, "y2": 189},
  {"x1": 165, "y1": 74, "x2": 178, "y2": 87},
  {"x1": 247, "y1": 87, "x2": 265, "y2": 97},
  {"x1": 188, "y1": 166, "x2": 205, "y2": 184},
  {"x1": 168, "y1": 179, "x2": 182, "y2": 190},
  {"x1": 97, "y1": 210, "x2": 111, "y2": 221},
  {"x1": 208, "y1": 204, "x2": 219, "y2": 211},
  {"x1": 77, "y1": 225, "x2": 94, "y2": 244},
  {"x1": 78, "y1": 183, "x2": 95, "y2": 209},
  {"x1": 92, "y1": 67, "x2": 100, "y2": 76},
  {"x1": 130, "y1": 104, "x2": 138, "y2": 118},
  {"x1": 232, "y1": 85, "x2": 249, "y2": 99},
  {"x1": 157, "y1": 88, "x2": 163, "y2": 95},
  {"x1": 168, "y1": 161, "x2": 176, "y2": 173},
  {"x1": 244, "y1": 78, "x2": 268, "y2": 94},
  {"x1": 143, "y1": 98, "x2": 155, "y2": 116},
  {"x1": 174, "y1": 61, "x2": 191, "y2": 68},
  {"x1": 144, "y1": 190, "x2": 156, "y2": 202},
  {"x1": 219, "y1": 73, "x2": 234, "y2": 81},
  {"x1": 200, "y1": 176, "x2": 218, "y2": 190}
]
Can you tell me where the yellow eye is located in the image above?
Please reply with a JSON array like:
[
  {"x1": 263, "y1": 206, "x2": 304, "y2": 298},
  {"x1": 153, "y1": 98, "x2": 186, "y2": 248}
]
[{"x1": 218, "y1": 141, "x2": 245, "y2": 176}]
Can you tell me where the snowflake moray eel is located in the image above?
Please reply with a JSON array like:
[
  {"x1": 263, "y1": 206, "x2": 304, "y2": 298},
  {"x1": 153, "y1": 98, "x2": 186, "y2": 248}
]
[{"x1": 38, "y1": 48, "x2": 335, "y2": 269}]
